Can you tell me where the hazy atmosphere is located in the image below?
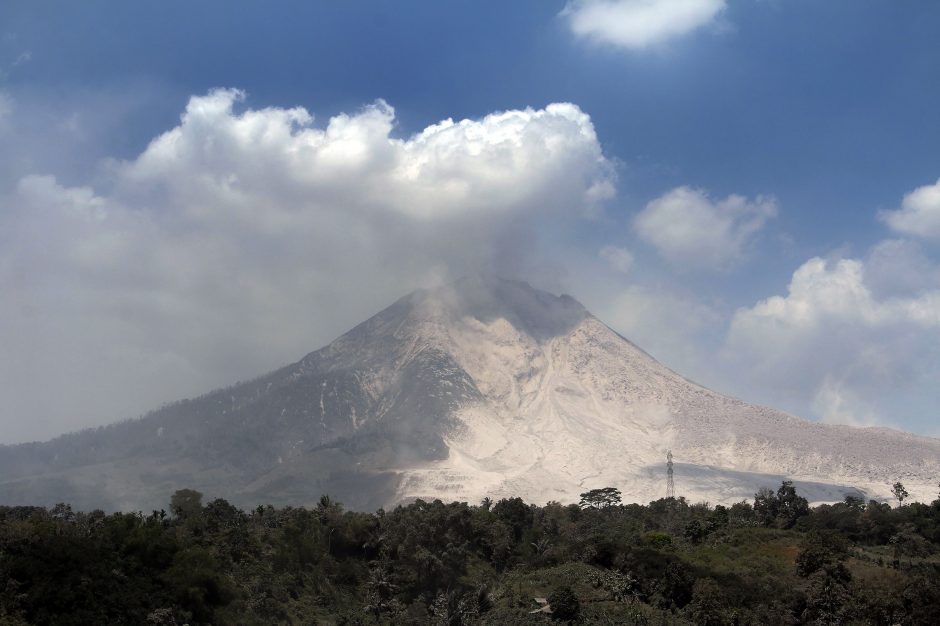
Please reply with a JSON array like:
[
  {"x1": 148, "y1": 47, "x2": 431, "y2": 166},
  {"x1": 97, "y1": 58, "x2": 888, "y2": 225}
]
[{"x1": 2, "y1": 0, "x2": 940, "y2": 443}]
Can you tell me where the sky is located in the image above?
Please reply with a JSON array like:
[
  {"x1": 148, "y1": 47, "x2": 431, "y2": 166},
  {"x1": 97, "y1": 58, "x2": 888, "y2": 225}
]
[{"x1": 1, "y1": 0, "x2": 939, "y2": 443}]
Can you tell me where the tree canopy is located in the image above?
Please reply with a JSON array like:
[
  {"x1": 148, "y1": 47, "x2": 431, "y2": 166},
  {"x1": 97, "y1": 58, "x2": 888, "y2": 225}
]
[
  {"x1": 0, "y1": 481, "x2": 938, "y2": 624},
  {"x1": 578, "y1": 487, "x2": 622, "y2": 509}
]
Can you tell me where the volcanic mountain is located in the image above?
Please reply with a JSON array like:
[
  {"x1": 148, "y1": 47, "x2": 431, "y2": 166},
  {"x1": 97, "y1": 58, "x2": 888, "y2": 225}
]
[{"x1": 1, "y1": 276, "x2": 938, "y2": 512}]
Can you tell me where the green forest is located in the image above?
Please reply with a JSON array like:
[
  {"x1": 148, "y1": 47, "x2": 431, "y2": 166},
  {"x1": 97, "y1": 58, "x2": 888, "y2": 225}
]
[{"x1": 1, "y1": 482, "x2": 939, "y2": 625}]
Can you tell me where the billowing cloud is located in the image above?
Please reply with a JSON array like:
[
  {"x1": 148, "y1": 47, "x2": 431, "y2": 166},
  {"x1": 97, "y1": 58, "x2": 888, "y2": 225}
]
[
  {"x1": 811, "y1": 376, "x2": 880, "y2": 428},
  {"x1": 865, "y1": 238, "x2": 940, "y2": 298},
  {"x1": 118, "y1": 89, "x2": 613, "y2": 221},
  {"x1": 633, "y1": 186, "x2": 776, "y2": 270},
  {"x1": 879, "y1": 177, "x2": 940, "y2": 240},
  {"x1": 0, "y1": 89, "x2": 614, "y2": 442},
  {"x1": 726, "y1": 249, "x2": 940, "y2": 428},
  {"x1": 599, "y1": 245, "x2": 635, "y2": 274},
  {"x1": 562, "y1": 0, "x2": 727, "y2": 50}
]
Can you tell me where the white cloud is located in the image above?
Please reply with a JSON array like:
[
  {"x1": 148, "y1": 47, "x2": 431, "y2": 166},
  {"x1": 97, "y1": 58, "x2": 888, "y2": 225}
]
[
  {"x1": 11, "y1": 50, "x2": 31, "y2": 67},
  {"x1": 633, "y1": 186, "x2": 776, "y2": 269},
  {"x1": 879, "y1": 177, "x2": 940, "y2": 240},
  {"x1": 117, "y1": 89, "x2": 613, "y2": 222},
  {"x1": 724, "y1": 174, "x2": 940, "y2": 431},
  {"x1": 0, "y1": 89, "x2": 614, "y2": 442},
  {"x1": 811, "y1": 376, "x2": 881, "y2": 428},
  {"x1": 562, "y1": 0, "x2": 727, "y2": 50},
  {"x1": 599, "y1": 245, "x2": 635, "y2": 273},
  {"x1": 865, "y1": 238, "x2": 940, "y2": 298},
  {"x1": 726, "y1": 249, "x2": 940, "y2": 428}
]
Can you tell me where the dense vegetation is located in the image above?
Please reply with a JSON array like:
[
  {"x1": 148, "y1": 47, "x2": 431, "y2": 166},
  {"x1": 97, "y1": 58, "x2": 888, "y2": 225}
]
[{"x1": 1, "y1": 482, "x2": 939, "y2": 625}]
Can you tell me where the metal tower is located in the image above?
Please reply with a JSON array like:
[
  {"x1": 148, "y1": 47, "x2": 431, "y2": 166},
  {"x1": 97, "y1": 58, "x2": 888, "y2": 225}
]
[{"x1": 666, "y1": 450, "x2": 674, "y2": 499}]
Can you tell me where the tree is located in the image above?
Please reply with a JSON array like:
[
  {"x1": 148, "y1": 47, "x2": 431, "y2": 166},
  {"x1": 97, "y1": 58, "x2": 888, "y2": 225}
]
[
  {"x1": 892, "y1": 481, "x2": 908, "y2": 507},
  {"x1": 145, "y1": 608, "x2": 179, "y2": 626},
  {"x1": 492, "y1": 497, "x2": 533, "y2": 540},
  {"x1": 548, "y1": 586, "x2": 580, "y2": 622},
  {"x1": 754, "y1": 481, "x2": 809, "y2": 528},
  {"x1": 890, "y1": 525, "x2": 932, "y2": 568},
  {"x1": 169, "y1": 489, "x2": 203, "y2": 519},
  {"x1": 843, "y1": 494, "x2": 865, "y2": 512},
  {"x1": 363, "y1": 561, "x2": 398, "y2": 620},
  {"x1": 796, "y1": 531, "x2": 850, "y2": 580},
  {"x1": 579, "y1": 487, "x2": 622, "y2": 509},
  {"x1": 776, "y1": 480, "x2": 810, "y2": 529},
  {"x1": 316, "y1": 494, "x2": 343, "y2": 517},
  {"x1": 660, "y1": 561, "x2": 695, "y2": 609},
  {"x1": 683, "y1": 519, "x2": 708, "y2": 544},
  {"x1": 902, "y1": 573, "x2": 940, "y2": 624},
  {"x1": 687, "y1": 578, "x2": 728, "y2": 626},
  {"x1": 802, "y1": 570, "x2": 851, "y2": 626},
  {"x1": 796, "y1": 534, "x2": 852, "y2": 623},
  {"x1": 163, "y1": 546, "x2": 234, "y2": 623},
  {"x1": 753, "y1": 487, "x2": 778, "y2": 527}
]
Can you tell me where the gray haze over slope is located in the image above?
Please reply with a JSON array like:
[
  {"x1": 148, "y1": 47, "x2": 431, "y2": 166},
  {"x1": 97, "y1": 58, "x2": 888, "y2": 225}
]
[{"x1": 1, "y1": 277, "x2": 937, "y2": 512}]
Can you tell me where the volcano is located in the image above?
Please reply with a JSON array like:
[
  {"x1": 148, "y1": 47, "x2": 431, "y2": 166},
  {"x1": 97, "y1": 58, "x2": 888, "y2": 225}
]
[{"x1": 2, "y1": 276, "x2": 938, "y2": 511}]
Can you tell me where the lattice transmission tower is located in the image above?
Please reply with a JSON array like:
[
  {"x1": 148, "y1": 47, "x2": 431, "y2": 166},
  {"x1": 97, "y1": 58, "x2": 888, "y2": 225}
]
[{"x1": 666, "y1": 450, "x2": 675, "y2": 499}]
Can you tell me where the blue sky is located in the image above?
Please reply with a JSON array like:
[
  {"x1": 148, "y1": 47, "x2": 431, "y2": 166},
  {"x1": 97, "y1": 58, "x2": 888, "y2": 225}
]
[{"x1": 1, "y1": 0, "x2": 939, "y2": 441}]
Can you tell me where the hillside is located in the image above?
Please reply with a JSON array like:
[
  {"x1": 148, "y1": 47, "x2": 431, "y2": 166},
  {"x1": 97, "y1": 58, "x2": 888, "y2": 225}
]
[{"x1": 1, "y1": 276, "x2": 937, "y2": 511}]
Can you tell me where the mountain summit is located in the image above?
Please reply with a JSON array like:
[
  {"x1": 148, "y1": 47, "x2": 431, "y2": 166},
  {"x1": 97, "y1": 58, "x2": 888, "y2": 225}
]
[{"x1": 2, "y1": 276, "x2": 938, "y2": 511}]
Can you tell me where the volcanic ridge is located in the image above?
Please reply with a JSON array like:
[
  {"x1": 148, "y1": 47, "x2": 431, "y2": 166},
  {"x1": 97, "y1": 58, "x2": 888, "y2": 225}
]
[{"x1": 1, "y1": 276, "x2": 937, "y2": 511}]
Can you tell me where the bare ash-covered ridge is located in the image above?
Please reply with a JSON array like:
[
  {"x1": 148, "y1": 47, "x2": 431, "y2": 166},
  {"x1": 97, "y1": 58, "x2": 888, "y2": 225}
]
[
  {"x1": 1, "y1": 276, "x2": 938, "y2": 511},
  {"x1": 389, "y1": 277, "x2": 940, "y2": 507}
]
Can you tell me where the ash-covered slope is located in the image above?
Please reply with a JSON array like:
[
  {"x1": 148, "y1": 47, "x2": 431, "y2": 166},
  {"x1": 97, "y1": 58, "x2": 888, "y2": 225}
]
[
  {"x1": 386, "y1": 278, "x2": 940, "y2": 506},
  {"x1": 1, "y1": 276, "x2": 938, "y2": 511},
  {"x1": 0, "y1": 286, "x2": 482, "y2": 511}
]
